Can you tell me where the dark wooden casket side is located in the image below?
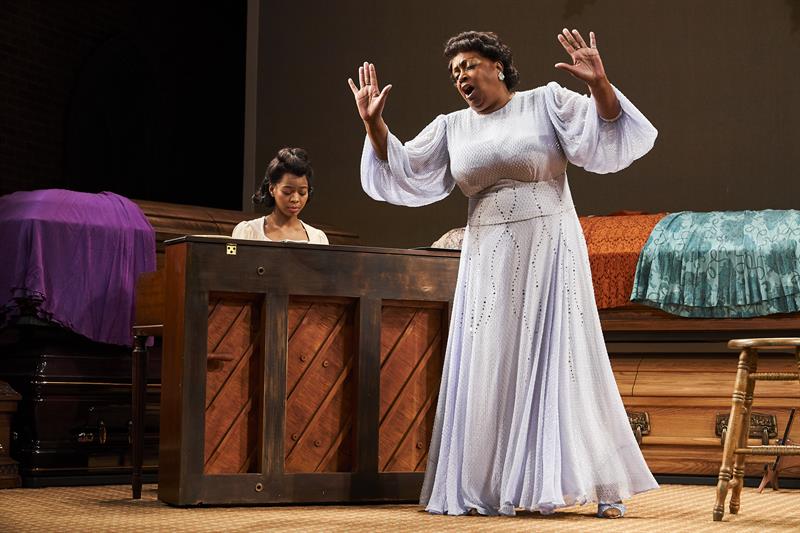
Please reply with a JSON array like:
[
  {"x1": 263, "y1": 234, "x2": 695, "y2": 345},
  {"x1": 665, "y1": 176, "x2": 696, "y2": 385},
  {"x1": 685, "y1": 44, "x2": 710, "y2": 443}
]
[
  {"x1": 0, "y1": 380, "x2": 22, "y2": 488},
  {"x1": 159, "y1": 237, "x2": 458, "y2": 505},
  {"x1": 0, "y1": 322, "x2": 160, "y2": 486}
]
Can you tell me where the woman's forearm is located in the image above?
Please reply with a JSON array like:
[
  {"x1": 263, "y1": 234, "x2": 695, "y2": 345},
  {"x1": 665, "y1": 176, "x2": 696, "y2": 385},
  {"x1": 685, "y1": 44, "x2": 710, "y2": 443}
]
[
  {"x1": 589, "y1": 77, "x2": 621, "y2": 120},
  {"x1": 365, "y1": 118, "x2": 389, "y2": 160}
]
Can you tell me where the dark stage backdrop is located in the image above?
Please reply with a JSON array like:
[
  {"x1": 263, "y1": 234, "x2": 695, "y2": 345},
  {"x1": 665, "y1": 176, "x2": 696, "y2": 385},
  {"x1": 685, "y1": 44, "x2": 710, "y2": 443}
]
[
  {"x1": 248, "y1": 0, "x2": 800, "y2": 248},
  {"x1": 0, "y1": 1, "x2": 246, "y2": 210},
  {"x1": 2, "y1": 1, "x2": 799, "y2": 248}
]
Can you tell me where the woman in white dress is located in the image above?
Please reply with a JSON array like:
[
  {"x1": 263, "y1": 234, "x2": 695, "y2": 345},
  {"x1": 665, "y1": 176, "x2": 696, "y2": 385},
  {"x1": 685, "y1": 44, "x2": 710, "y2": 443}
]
[
  {"x1": 348, "y1": 30, "x2": 658, "y2": 518},
  {"x1": 233, "y1": 147, "x2": 329, "y2": 244}
]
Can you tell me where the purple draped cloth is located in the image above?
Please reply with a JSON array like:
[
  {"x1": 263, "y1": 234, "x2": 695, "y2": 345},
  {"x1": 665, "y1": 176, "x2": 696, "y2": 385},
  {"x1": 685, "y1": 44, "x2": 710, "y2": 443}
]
[{"x1": 0, "y1": 189, "x2": 156, "y2": 346}]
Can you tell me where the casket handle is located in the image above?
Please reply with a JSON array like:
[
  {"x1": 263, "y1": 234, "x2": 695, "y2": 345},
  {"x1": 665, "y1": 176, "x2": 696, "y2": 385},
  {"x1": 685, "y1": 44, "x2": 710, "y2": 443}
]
[
  {"x1": 716, "y1": 412, "x2": 777, "y2": 446},
  {"x1": 626, "y1": 411, "x2": 650, "y2": 446}
]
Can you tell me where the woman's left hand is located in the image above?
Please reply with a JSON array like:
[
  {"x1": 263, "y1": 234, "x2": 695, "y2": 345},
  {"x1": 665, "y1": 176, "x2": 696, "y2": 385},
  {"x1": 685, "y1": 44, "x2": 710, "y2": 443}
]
[{"x1": 554, "y1": 29, "x2": 609, "y2": 88}]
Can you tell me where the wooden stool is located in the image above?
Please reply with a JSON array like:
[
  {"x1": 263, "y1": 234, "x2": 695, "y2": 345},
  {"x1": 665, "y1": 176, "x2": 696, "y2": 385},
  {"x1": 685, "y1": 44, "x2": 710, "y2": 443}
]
[{"x1": 713, "y1": 338, "x2": 800, "y2": 521}]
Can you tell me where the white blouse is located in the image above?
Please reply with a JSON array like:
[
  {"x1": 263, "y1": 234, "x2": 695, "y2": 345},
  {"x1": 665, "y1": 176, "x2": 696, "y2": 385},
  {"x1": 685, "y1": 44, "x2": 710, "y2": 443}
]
[{"x1": 231, "y1": 216, "x2": 329, "y2": 244}]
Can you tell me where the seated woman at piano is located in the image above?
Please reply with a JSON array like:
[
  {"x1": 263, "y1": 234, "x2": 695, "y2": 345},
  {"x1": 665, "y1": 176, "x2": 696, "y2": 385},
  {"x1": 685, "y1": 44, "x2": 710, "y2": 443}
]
[{"x1": 232, "y1": 147, "x2": 329, "y2": 244}]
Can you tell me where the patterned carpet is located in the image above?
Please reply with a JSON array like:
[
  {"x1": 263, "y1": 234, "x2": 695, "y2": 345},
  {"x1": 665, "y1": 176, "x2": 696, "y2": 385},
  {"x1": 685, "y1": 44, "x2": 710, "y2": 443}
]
[{"x1": 0, "y1": 483, "x2": 799, "y2": 532}]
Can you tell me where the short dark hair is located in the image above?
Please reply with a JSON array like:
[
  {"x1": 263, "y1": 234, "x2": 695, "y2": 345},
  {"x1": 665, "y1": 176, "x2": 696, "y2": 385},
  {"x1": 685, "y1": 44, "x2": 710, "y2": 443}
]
[
  {"x1": 252, "y1": 147, "x2": 314, "y2": 207},
  {"x1": 443, "y1": 31, "x2": 520, "y2": 91}
]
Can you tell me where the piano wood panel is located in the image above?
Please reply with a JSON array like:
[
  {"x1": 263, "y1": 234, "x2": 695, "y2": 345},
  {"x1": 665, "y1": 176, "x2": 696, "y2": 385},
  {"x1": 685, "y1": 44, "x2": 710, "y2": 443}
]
[
  {"x1": 204, "y1": 294, "x2": 262, "y2": 474},
  {"x1": 379, "y1": 303, "x2": 445, "y2": 472},
  {"x1": 285, "y1": 298, "x2": 356, "y2": 473}
]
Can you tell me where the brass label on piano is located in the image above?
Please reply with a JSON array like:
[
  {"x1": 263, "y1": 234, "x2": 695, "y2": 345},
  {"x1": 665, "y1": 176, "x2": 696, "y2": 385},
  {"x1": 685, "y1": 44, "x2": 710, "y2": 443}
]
[{"x1": 226, "y1": 243, "x2": 237, "y2": 255}]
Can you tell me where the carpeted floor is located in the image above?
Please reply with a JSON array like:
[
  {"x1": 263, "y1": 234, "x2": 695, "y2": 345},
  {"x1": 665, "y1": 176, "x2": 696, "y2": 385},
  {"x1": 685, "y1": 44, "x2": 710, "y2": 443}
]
[{"x1": 0, "y1": 483, "x2": 798, "y2": 532}]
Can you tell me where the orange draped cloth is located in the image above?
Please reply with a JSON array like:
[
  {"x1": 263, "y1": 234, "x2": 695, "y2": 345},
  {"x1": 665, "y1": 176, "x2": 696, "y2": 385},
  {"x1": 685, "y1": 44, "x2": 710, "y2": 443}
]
[{"x1": 579, "y1": 212, "x2": 667, "y2": 309}]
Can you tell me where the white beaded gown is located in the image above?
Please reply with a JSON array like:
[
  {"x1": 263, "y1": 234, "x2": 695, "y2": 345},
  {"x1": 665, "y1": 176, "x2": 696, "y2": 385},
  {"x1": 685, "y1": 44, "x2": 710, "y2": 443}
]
[{"x1": 361, "y1": 82, "x2": 659, "y2": 515}]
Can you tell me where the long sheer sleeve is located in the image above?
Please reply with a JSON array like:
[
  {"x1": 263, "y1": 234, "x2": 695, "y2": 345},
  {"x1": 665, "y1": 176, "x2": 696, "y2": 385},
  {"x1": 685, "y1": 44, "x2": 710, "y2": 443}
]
[
  {"x1": 360, "y1": 114, "x2": 456, "y2": 207},
  {"x1": 543, "y1": 81, "x2": 657, "y2": 174}
]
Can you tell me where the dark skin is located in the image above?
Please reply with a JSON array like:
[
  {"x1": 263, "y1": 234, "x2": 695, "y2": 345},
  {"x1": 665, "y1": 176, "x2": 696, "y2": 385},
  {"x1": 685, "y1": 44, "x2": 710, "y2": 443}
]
[
  {"x1": 347, "y1": 29, "x2": 621, "y2": 161},
  {"x1": 263, "y1": 172, "x2": 311, "y2": 241},
  {"x1": 449, "y1": 51, "x2": 512, "y2": 114},
  {"x1": 554, "y1": 29, "x2": 621, "y2": 120}
]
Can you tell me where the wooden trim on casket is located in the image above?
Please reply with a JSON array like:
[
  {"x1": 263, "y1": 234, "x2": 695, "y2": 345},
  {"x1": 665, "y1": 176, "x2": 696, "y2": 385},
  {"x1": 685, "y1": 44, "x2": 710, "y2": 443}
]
[{"x1": 600, "y1": 304, "x2": 800, "y2": 334}]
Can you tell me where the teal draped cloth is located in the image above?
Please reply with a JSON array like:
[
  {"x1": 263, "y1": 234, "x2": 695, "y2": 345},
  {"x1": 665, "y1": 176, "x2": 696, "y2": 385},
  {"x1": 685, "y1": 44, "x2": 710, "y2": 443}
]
[{"x1": 631, "y1": 210, "x2": 800, "y2": 318}]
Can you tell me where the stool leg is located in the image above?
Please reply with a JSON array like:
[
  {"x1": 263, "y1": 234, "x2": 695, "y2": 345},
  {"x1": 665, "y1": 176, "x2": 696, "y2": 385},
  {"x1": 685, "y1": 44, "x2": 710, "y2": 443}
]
[
  {"x1": 132, "y1": 334, "x2": 148, "y2": 499},
  {"x1": 714, "y1": 347, "x2": 753, "y2": 521},
  {"x1": 730, "y1": 363, "x2": 757, "y2": 515}
]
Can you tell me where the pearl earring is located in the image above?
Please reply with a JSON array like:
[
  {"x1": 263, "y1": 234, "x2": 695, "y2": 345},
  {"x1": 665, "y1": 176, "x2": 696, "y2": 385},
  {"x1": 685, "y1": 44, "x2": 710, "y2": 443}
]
[{"x1": 498, "y1": 71, "x2": 505, "y2": 81}]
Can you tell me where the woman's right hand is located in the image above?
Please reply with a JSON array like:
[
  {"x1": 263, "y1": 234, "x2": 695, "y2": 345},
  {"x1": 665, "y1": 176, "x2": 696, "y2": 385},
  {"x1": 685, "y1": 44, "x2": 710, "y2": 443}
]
[{"x1": 348, "y1": 62, "x2": 392, "y2": 125}]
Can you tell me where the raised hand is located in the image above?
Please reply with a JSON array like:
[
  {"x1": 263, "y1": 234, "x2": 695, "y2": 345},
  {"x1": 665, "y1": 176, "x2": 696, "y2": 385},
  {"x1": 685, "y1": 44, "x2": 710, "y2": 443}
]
[
  {"x1": 555, "y1": 29, "x2": 608, "y2": 87},
  {"x1": 348, "y1": 62, "x2": 392, "y2": 125}
]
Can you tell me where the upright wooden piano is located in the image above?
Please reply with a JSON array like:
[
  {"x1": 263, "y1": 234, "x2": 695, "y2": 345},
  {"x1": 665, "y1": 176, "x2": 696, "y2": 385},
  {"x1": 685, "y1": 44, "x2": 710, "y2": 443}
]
[{"x1": 155, "y1": 236, "x2": 459, "y2": 505}]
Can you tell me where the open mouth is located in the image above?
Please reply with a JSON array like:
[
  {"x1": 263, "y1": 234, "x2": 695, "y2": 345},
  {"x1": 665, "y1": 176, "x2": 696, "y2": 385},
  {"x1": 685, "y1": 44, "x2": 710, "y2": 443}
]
[{"x1": 461, "y1": 83, "x2": 475, "y2": 99}]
